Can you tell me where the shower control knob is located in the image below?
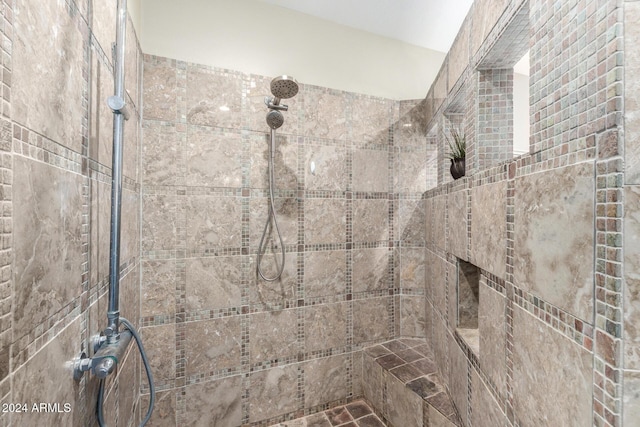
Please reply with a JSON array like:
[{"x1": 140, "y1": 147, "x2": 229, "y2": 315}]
[{"x1": 94, "y1": 357, "x2": 115, "y2": 379}]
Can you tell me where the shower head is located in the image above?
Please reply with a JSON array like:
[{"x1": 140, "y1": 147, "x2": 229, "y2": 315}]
[
  {"x1": 266, "y1": 110, "x2": 284, "y2": 129},
  {"x1": 270, "y1": 75, "x2": 299, "y2": 105}
]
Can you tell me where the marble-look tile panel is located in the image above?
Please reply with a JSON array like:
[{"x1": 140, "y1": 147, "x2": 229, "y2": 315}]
[
  {"x1": 426, "y1": 250, "x2": 447, "y2": 319},
  {"x1": 400, "y1": 296, "x2": 426, "y2": 338},
  {"x1": 304, "y1": 250, "x2": 346, "y2": 298},
  {"x1": 428, "y1": 405, "x2": 458, "y2": 427},
  {"x1": 123, "y1": 106, "x2": 140, "y2": 182},
  {"x1": 185, "y1": 256, "x2": 242, "y2": 311},
  {"x1": 249, "y1": 254, "x2": 297, "y2": 306},
  {"x1": 397, "y1": 151, "x2": 428, "y2": 193},
  {"x1": 470, "y1": 369, "x2": 507, "y2": 427},
  {"x1": 141, "y1": 324, "x2": 176, "y2": 385},
  {"x1": 352, "y1": 248, "x2": 389, "y2": 293},
  {"x1": 353, "y1": 298, "x2": 390, "y2": 345},
  {"x1": 12, "y1": 317, "x2": 80, "y2": 427},
  {"x1": 351, "y1": 96, "x2": 393, "y2": 147},
  {"x1": 249, "y1": 309, "x2": 299, "y2": 363},
  {"x1": 249, "y1": 364, "x2": 299, "y2": 422},
  {"x1": 185, "y1": 316, "x2": 241, "y2": 375},
  {"x1": 625, "y1": 1, "x2": 640, "y2": 183},
  {"x1": 304, "y1": 198, "x2": 346, "y2": 245},
  {"x1": 305, "y1": 302, "x2": 347, "y2": 353},
  {"x1": 186, "y1": 195, "x2": 242, "y2": 250},
  {"x1": 246, "y1": 74, "x2": 300, "y2": 135},
  {"x1": 512, "y1": 305, "x2": 592, "y2": 427},
  {"x1": 432, "y1": 317, "x2": 449, "y2": 381},
  {"x1": 90, "y1": 179, "x2": 111, "y2": 286},
  {"x1": 396, "y1": 99, "x2": 429, "y2": 144},
  {"x1": 118, "y1": 346, "x2": 139, "y2": 426},
  {"x1": 624, "y1": 185, "x2": 640, "y2": 368},
  {"x1": 447, "y1": 262, "x2": 458, "y2": 327},
  {"x1": 470, "y1": 0, "x2": 511, "y2": 56},
  {"x1": 352, "y1": 199, "x2": 389, "y2": 243},
  {"x1": 143, "y1": 56, "x2": 177, "y2": 122},
  {"x1": 304, "y1": 354, "x2": 349, "y2": 408},
  {"x1": 91, "y1": 0, "x2": 116, "y2": 59},
  {"x1": 432, "y1": 195, "x2": 447, "y2": 251},
  {"x1": 433, "y1": 66, "x2": 448, "y2": 112},
  {"x1": 13, "y1": 157, "x2": 84, "y2": 340},
  {"x1": 448, "y1": 15, "x2": 470, "y2": 89},
  {"x1": 141, "y1": 260, "x2": 176, "y2": 318},
  {"x1": 399, "y1": 248, "x2": 425, "y2": 289},
  {"x1": 186, "y1": 126, "x2": 242, "y2": 187},
  {"x1": 514, "y1": 162, "x2": 595, "y2": 322},
  {"x1": 140, "y1": 390, "x2": 176, "y2": 427},
  {"x1": 362, "y1": 353, "x2": 384, "y2": 412},
  {"x1": 425, "y1": 197, "x2": 434, "y2": 245},
  {"x1": 623, "y1": 370, "x2": 640, "y2": 427},
  {"x1": 251, "y1": 133, "x2": 298, "y2": 190},
  {"x1": 142, "y1": 193, "x2": 177, "y2": 252},
  {"x1": 352, "y1": 149, "x2": 389, "y2": 193},
  {"x1": 471, "y1": 181, "x2": 506, "y2": 278},
  {"x1": 184, "y1": 375, "x2": 242, "y2": 427},
  {"x1": 304, "y1": 144, "x2": 347, "y2": 191},
  {"x1": 250, "y1": 196, "x2": 298, "y2": 248},
  {"x1": 125, "y1": 17, "x2": 140, "y2": 109},
  {"x1": 89, "y1": 53, "x2": 114, "y2": 168},
  {"x1": 142, "y1": 121, "x2": 181, "y2": 186},
  {"x1": 448, "y1": 188, "x2": 468, "y2": 260},
  {"x1": 186, "y1": 65, "x2": 242, "y2": 129},
  {"x1": 448, "y1": 339, "x2": 468, "y2": 426},
  {"x1": 384, "y1": 372, "x2": 423, "y2": 427},
  {"x1": 397, "y1": 199, "x2": 425, "y2": 245},
  {"x1": 121, "y1": 188, "x2": 140, "y2": 263},
  {"x1": 13, "y1": 0, "x2": 85, "y2": 152},
  {"x1": 479, "y1": 283, "x2": 506, "y2": 396},
  {"x1": 120, "y1": 267, "x2": 141, "y2": 330},
  {"x1": 303, "y1": 89, "x2": 348, "y2": 141}
]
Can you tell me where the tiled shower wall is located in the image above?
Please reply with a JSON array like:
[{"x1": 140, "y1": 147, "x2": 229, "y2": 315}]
[
  {"x1": 139, "y1": 56, "x2": 435, "y2": 425},
  {"x1": 422, "y1": 0, "x2": 638, "y2": 426},
  {"x1": 0, "y1": 0, "x2": 143, "y2": 427}
]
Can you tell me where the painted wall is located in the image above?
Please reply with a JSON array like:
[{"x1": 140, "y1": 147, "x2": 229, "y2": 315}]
[{"x1": 138, "y1": 0, "x2": 445, "y2": 100}]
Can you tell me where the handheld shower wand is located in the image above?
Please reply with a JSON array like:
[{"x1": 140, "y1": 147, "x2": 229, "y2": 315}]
[{"x1": 257, "y1": 75, "x2": 299, "y2": 282}]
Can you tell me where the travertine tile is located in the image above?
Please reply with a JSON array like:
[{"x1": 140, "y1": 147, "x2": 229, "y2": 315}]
[
  {"x1": 90, "y1": 179, "x2": 111, "y2": 286},
  {"x1": 185, "y1": 317, "x2": 241, "y2": 375},
  {"x1": 399, "y1": 248, "x2": 425, "y2": 289},
  {"x1": 512, "y1": 305, "x2": 592, "y2": 427},
  {"x1": 448, "y1": 339, "x2": 468, "y2": 426},
  {"x1": 623, "y1": 370, "x2": 640, "y2": 427},
  {"x1": 478, "y1": 283, "x2": 506, "y2": 396},
  {"x1": 470, "y1": 181, "x2": 506, "y2": 278},
  {"x1": 514, "y1": 162, "x2": 595, "y2": 322},
  {"x1": 447, "y1": 188, "x2": 468, "y2": 260},
  {"x1": 352, "y1": 199, "x2": 389, "y2": 243},
  {"x1": 186, "y1": 65, "x2": 242, "y2": 128},
  {"x1": 470, "y1": 0, "x2": 510, "y2": 56},
  {"x1": 400, "y1": 296, "x2": 426, "y2": 338},
  {"x1": 353, "y1": 298, "x2": 390, "y2": 345},
  {"x1": 141, "y1": 324, "x2": 176, "y2": 385},
  {"x1": 186, "y1": 126, "x2": 242, "y2": 187},
  {"x1": 397, "y1": 151, "x2": 428, "y2": 193},
  {"x1": 397, "y1": 199, "x2": 425, "y2": 245},
  {"x1": 249, "y1": 309, "x2": 299, "y2": 363},
  {"x1": 304, "y1": 198, "x2": 346, "y2": 245},
  {"x1": 143, "y1": 56, "x2": 177, "y2": 122},
  {"x1": 432, "y1": 195, "x2": 447, "y2": 251},
  {"x1": 249, "y1": 365, "x2": 299, "y2": 422},
  {"x1": 142, "y1": 193, "x2": 177, "y2": 252},
  {"x1": 625, "y1": 185, "x2": 640, "y2": 368},
  {"x1": 89, "y1": 53, "x2": 115, "y2": 168},
  {"x1": 304, "y1": 302, "x2": 347, "y2": 353},
  {"x1": 184, "y1": 376, "x2": 242, "y2": 427},
  {"x1": 251, "y1": 133, "x2": 298, "y2": 190},
  {"x1": 384, "y1": 372, "x2": 423, "y2": 427},
  {"x1": 250, "y1": 196, "x2": 298, "y2": 247},
  {"x1": 470, "y1": 369, "x2": 506, "y2": 427},
  {"x1": 186, "y1": 195, "x2": 242, "y2": 250},
  {"x1": 303, "y1": 89, "x2": 348, "y2": 141},
  {"x1": 448, "y1": 15, "x2": 470, "y2": 89},
  {"x1": 352, "y1": 248, "x2": 389, "y2": 293},
  {"x1": 249, "y1": 254, "x2": 297, "y2": 306},
  {"x1": 352, "y1": 149, "x2": 389, "y2": 193},
  {"x1": 13, "y1": 0, "x2": 85, "y2": 151},
  {"x1": 185, "y1": 256, "x2": 242, "y2": 311},
  {"x1": 141, "y1": 261, "x2": 176, "y2": 317},
  {"x1": 426, "y1": 250, "x2": 447, "y2": 319},
  {"x1": 304, "y1": 250, "x2": 347, "y2": 298},
  {"x1": 351, "y1": 96, "x2": 393, "y2": 147},
  {"x1": 304, "y1": 144, "x2": 347, "y2": 191},
  {"x1": 91, "y1": 0, "x2": 116, "y2": 59},
  {"x1": 13, "y1": 158, "x2": 84, "y2": 340},
  {"x1": 304, "y1": 355, "x2": 349, "y2": 408},
  {"x1": 625, "y1": 1, "x2": 640, "y2": 184},
  {"x1": 140, "y1": 390, "x2": 176, "y2": 427}
]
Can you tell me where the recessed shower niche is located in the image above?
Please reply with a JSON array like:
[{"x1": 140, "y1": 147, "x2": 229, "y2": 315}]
[{"x1": 456, "y1": 258, "x2": 480, "y2": 354}]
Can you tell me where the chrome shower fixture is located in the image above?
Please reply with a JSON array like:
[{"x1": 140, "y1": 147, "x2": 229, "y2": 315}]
[
  {"x1": 266, "y1": 110, "x2": 284, "y2": 129},
  {"x1": 257, "y1": 75, "x2": 299, "y2": 282},
  {"x1": 265, "y1": 75, "x2": 299, "y2": 109}
]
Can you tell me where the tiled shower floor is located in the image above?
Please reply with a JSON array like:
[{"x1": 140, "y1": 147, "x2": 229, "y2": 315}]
[{"x1": 268, "y1": 400, "x2": 386, "y2": 427}]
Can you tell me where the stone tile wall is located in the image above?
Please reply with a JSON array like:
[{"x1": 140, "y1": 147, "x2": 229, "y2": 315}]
[
  {"x1": 0, "y1": 1, "x2": 143, "y2": 426},
  {"x1": 422, "y1": 0, "x2": 632, "y2": 426},
  {"x1": 139, "y1": 57, "x2": 430, "y2": 425}
]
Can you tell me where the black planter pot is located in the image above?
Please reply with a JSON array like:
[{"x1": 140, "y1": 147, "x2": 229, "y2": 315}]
[{"x1": 450, "y1": 158, "x2": 465, "y2": 180}]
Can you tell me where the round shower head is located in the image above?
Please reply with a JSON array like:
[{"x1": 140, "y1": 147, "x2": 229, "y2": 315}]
[
  {"x1": 266, "y1": 110, "x2": 284, "y2": 129},
  {"x1": 271, "y1": 75, "x2": 299, "y2": 99}
]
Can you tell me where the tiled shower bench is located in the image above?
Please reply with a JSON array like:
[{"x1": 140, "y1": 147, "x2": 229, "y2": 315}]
[{"x1": 362, "y1": 338, "x2": 461, "y2": 427}]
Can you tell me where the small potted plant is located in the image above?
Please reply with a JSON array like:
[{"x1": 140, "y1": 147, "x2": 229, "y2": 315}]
[{"x1": 446, "y1": 127, "x2": 466, "y2": 179}]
